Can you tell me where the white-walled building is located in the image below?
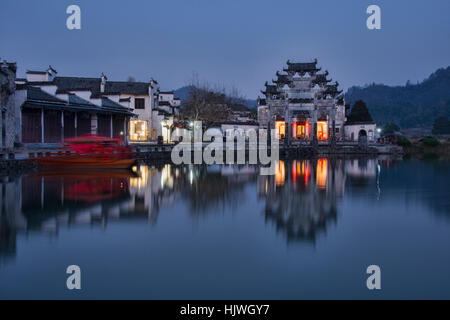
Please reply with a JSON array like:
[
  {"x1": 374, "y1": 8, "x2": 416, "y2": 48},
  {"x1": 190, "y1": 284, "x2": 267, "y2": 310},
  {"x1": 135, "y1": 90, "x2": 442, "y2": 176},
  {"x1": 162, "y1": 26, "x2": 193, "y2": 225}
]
[
  {"x1": 343, "y1": 100, "x2": 376, "y2": 143},
  {"x1": 12, "y1": 66, "x2": 180, "y2": 144},
  {"x1": 152, "y1": 91, "x2": 181, "y2": 143}
]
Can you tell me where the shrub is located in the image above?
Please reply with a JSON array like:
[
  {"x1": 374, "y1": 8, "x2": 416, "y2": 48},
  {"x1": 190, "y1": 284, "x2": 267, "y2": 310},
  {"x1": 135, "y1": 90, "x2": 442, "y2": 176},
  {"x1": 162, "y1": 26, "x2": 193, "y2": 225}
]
[
  {"x1": 396, "y1": 137, "x2": 411, "y2": 147},
  {"x1": 422, "y1": 136, "x2": 440, "y2": 147}
]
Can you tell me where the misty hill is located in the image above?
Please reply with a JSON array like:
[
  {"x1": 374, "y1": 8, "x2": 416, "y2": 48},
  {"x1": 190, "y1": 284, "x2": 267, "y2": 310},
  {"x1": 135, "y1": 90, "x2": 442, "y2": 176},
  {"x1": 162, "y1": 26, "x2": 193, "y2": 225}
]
[
  {"x1": 175, "y1": 86, "x2": 257, "y2": 110},
  {"x1": 345, "y1": 66, "x2": 450, "y2": 128}
]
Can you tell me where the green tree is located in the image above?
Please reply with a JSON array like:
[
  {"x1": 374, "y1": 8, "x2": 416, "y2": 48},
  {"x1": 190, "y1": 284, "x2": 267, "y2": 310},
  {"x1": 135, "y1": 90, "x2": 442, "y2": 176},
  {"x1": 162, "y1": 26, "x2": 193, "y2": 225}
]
[
  {"x1": 432, "y1": 116, "x2": 450, "y2": 134},
  {"x1": 382, "y1": 123, "x2": 400, "y2": 135},
  {"x1": 422, "y1": 136, "x2": 440, "y2": 147},
  {"x1": 347, "y1": 100, "x2": 374, "y2": 124}
]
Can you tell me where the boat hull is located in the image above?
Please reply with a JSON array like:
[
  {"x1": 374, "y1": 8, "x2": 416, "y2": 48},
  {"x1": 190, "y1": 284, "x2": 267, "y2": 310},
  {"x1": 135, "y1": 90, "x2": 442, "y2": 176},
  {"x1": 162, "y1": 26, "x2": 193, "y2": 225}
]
[{"x1": 33, "y1": 156, "x2": 136, "y2": 169}]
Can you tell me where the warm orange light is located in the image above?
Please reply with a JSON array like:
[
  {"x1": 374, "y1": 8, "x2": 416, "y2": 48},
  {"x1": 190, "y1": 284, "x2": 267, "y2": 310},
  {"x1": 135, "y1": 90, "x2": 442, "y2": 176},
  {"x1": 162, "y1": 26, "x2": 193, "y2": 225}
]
[
  {"x1": 275, "y1": 160, "x2": 285, "y2": 186},
  {"x1": 292, "y1": 161, "x2": 297, "y2": 183},
  {"x1": 293, "y1": 121, "x2": 311, "y2": 140},
  {"x1": 316, "y1": 158, "x2": 327, "y2": 189},
  {"x1": 129, "y1": 120, "x2": 149, "y2": 141},
  {"x1": 317, "y1": 121, "x2": 328, "y2": 141},
  {"x1": 275, "y1": 121, "x2": 286, "y2": 139}
]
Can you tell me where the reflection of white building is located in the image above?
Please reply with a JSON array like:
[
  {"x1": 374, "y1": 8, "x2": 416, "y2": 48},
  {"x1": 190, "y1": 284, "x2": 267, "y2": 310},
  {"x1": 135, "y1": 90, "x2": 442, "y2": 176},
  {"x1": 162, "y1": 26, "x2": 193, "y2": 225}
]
[{"x1": 345, "y1": 159, "x2": 377, "y2": 178}]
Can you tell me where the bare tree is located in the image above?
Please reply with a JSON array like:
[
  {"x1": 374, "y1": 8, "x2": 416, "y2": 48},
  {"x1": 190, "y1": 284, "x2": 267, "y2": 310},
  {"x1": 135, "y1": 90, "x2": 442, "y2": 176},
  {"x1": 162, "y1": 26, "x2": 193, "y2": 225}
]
[{"x1": 180, "y1": 73, "x2": 229, "y2": 129}]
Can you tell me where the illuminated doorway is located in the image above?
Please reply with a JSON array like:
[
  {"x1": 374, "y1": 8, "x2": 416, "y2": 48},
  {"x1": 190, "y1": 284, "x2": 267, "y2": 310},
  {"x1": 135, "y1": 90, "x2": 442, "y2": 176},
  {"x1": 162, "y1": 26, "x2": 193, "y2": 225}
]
[
  {"x1": 275, "y1": 121, "x2": 286, "y2": 139},
  {"x1": 317, "y1": 121, "x2": 328, "y2": 141},
  {"x1": 129, "y1": 120, "x2": 148, "y2": 141},
  {"x1": 293, "y1": 120, "x2": 311, "y2": 140}
]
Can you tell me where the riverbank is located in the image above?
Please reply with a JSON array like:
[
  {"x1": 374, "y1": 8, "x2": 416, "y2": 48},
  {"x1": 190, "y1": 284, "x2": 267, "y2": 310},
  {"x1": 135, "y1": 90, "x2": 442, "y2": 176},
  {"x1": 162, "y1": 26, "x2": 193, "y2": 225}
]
[
  {"x1": 0, "y1": 143, "x2": 404, "y2": 175},
  {"x1": 402, "y1": 140, "x2": 450, "y2": 159}
]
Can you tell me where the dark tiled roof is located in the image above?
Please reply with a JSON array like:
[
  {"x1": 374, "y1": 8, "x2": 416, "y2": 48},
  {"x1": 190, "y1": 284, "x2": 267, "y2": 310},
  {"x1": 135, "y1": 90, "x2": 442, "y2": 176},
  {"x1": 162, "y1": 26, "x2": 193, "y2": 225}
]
[
  {"x1": 274, "y1": 73, "x2": 290, "y2": 84},
  {"x1": 313, "y1": 73, "x2": 332, "y2": 85},
  {"x1": 68, "y1": 93, "x2": 95, "y2": 106},
  {"x1": 53, "y1": 77, "x2": 151, "y2": 97},
  {"x1": 105, "y1": 81, "x2": 150, "y2": 95},
  {"x1": 90, "y1": 91, "x2": 121, "y2": 99},
  {"x1": 101, "y1": 97, "x2": 129, "y2": 110},
  {"x1": 324, "y1": 83, "x2": 342, "y2": 96},
  {"x1": 54, "y1": 77, "x2": 101, "y2": 94},
  {"x1": 21, "y1": 85, "x2": 133, "y2": 116},
  {"x1": 26, "y1": 70, "x2": 47, "y2": 75},
  {"x1": 27, "y1": 86, "x2": 66, "y2": 104},
  {"x1": 261, "y1": 82, "x2": 279, "y2": 95},
  {"x1": 284, "y1": 59, "x2": 320, "y2": 72}
]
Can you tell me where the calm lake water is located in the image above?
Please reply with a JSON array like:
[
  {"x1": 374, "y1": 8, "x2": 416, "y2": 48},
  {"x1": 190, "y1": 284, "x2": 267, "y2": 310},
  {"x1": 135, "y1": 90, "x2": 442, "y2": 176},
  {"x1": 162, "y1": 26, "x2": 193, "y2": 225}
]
[{"x1": 1, "y1": 157, "x2": 450, "y2": 299}]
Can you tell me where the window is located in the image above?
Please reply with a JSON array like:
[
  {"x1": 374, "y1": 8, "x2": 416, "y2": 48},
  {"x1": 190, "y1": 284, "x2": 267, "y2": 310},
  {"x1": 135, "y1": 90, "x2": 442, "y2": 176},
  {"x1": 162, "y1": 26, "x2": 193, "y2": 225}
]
[
  {"x1": 129, "y1": 120, "x2": 148, "y2": 141},
  {"x1": 135, "y1": 98, "x2": 145, "y2": 109}
]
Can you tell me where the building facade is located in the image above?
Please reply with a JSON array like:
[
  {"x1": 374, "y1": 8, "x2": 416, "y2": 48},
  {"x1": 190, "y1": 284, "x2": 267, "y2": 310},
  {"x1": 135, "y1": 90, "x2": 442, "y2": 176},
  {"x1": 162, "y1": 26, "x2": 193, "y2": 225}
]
[
  {"x1": 152, "y1": 91, "x2": 180, "y2": 143},
  {"x1": 344, "y1": 100, "x2": 377, "y2": 143},
  {"x1": 258, "y1": 59, "x2": 346, "y2": 145},
  {"x1": 13, "y1": 66, "x2": 180, "y2": 145},
  {"x1": 14, "y1": 68, "x2": 134, "y2": 145}
]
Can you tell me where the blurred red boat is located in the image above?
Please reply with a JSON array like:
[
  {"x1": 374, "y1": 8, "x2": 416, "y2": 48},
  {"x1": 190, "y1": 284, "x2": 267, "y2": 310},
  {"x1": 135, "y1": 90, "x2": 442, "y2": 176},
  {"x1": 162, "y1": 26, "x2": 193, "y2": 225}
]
[{"x1": 32, "y1": 134, "x2": 136, "y2": 169}]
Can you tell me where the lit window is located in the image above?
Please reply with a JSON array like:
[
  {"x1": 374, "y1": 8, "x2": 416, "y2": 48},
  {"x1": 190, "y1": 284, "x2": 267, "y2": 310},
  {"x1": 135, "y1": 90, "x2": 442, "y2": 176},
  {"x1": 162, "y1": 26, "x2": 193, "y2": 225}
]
[
  {"x1": 129, "y1": 120, "x2": 148, "y2": 141},
  {"x1": 317, "y1": 121, "x2": 328, "y2": 140}
]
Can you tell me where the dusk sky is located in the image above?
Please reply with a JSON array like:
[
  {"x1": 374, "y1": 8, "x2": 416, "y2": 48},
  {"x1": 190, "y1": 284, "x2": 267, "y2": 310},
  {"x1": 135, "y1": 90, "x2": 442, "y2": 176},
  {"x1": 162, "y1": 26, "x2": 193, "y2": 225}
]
[{"x1": 1, "y1": 0, "x2": 449, "y2": 98}]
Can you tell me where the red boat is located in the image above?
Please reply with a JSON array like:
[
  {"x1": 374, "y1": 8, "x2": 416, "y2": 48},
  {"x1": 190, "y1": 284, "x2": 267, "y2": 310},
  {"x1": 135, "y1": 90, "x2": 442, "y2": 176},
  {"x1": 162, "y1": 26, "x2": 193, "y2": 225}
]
[{"x1": 32, "y1": 134, "x2": 136, "y2": 169}]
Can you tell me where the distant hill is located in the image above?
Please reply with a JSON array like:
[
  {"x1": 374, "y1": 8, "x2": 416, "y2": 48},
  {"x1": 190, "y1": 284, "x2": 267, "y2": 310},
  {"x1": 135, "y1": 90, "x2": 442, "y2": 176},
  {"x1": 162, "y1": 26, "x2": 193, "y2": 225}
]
[
  {"x1": 174, "y1": 86, "x2": 257, "y2": 110},
  {"x1": 345, "y1": 66, "x2": 450, "y2": 128},
  {"x1": 173, "y1": 85, "x2": 193, "y2": 103}
]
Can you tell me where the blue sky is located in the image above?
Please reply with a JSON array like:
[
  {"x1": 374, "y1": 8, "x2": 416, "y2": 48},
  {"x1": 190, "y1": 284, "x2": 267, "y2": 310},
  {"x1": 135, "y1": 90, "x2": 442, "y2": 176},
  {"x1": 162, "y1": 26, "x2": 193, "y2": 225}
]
[{"x1": 1, "y1": 0, "x2": 449, "y2": 98}]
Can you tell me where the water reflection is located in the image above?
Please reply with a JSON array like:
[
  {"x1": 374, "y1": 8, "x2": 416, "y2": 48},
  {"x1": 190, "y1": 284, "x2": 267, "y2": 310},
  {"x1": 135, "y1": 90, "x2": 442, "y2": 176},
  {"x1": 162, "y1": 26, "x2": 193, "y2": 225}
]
[
  {"x1": 258, "y1": 159, "x2": 345, "y2": 243},
  {"x1": 2, "y1": 157, "x2": 450, "y2": 262}
]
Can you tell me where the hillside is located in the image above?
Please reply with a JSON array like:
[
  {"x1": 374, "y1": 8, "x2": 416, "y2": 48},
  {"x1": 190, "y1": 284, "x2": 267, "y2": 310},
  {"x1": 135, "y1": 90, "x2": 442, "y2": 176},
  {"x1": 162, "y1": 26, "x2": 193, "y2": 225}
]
[{"x1": 345, "y1": 66, "x2": 450, "y2": 128}]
